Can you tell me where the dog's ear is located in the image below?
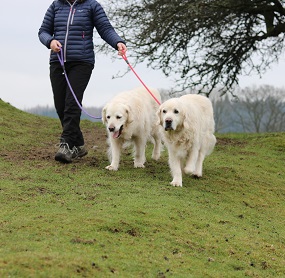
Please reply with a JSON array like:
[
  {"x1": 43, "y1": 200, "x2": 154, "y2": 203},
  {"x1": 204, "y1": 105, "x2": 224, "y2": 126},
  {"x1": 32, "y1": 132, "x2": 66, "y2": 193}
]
[
  {"x1": 182, "y1": 111, "x2": 190, "y2": 130},
  {"x1": 101, "y1": 105, "x2": 107, "y2": 124},
  {"x1": 125, "y1": 104, "x2": 134, "y2": 124},
  {"x1": 156, "y1": 106, "x2": 163, "y2": 126}
]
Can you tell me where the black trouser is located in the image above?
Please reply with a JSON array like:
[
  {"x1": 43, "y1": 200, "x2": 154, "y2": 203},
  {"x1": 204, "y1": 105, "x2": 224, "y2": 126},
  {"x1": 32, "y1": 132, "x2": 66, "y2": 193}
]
[{"x1": 50, "y1": 61, "x2": 94, "y2": 148}]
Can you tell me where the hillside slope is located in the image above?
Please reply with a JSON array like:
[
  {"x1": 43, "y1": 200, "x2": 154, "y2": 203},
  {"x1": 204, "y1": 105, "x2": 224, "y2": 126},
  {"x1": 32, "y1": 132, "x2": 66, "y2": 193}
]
[
  {"x1": 1, "y1": 99, "x2": 285, "y2": 277},
  {"x1": 0, "y1": 99, "x2": 106, "y2": 162}
]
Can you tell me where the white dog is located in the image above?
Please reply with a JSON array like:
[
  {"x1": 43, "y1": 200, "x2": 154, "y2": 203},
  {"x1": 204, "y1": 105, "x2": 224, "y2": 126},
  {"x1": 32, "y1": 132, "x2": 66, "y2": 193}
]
[
  {"x1": 102, "y1": 87, "x2": 162, "y2": 171},
  {"x1": 157, "y1": 94, "x2": 216, "y2": 187}
]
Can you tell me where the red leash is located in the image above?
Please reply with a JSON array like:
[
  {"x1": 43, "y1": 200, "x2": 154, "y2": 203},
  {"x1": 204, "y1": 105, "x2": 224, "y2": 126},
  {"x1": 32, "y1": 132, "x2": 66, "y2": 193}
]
[{"x1": 122, "y1": 53, "x2": 161, "y2": 105}]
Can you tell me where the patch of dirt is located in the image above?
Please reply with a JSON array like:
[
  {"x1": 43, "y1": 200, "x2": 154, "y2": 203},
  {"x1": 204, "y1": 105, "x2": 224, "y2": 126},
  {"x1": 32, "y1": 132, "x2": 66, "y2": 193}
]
[
  {"x1": 216, "y1": 137, "x2": 246, "y2": 148},
  {"x1": 1, "y1": 124, "x2": 108, "y2": 164},
  {"x1": 70, "y1": 237, "x2": 96, "y2": 245}
]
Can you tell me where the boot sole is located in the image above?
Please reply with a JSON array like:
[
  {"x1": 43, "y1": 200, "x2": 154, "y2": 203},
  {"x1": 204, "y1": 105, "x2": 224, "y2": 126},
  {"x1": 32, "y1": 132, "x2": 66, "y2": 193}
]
[
  {"x1": 55, "y1": 153, "x2": 72, "y2": 163},
  {"x1": 73, "y1": 151, "x2": 88, "y2": 159}
]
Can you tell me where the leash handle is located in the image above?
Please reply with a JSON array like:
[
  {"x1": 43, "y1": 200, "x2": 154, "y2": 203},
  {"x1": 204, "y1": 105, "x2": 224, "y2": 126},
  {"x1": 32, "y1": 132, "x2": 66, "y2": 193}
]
[
  {"x1": 121, "y1": 53, "x2": 161, "y2": 106},
  {"x1": 56, "y1": 49, "x2": 101, "y2": 120}
]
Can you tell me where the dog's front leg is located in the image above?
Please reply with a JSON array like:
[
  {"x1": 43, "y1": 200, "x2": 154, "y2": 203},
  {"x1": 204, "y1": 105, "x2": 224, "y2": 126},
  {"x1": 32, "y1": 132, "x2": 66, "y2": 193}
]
[
  {"x1": 105, "y1": 139, "x2": 122, "y2": 171},
  {"x1": 192, "y1": 134, "x2": 216, "y2": 177},
  {"x1": 193, "y1": 149, "x2": 205, "y2": 177},
  {"x1": 184, "y1": 141, "x2": 199, "y2": 176},
  {"x1": 151, "y1": 130, "x2": 162, "y2": 161},
  {"x1": 133, "y1": 137, "x2": 146, "y2": 168},
  {"x1": 168, "y1": 150, "x2": 182, "y2": 187}
]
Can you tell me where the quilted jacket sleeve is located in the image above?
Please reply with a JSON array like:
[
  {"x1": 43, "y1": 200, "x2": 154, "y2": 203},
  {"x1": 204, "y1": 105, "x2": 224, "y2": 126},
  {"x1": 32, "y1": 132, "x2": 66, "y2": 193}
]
[
  {"x1": 92, "y1": 2, "x2": 125, "y2": 50},
  {"x1": 38, "y1": 3, "x2": 55, "y2": 49}
]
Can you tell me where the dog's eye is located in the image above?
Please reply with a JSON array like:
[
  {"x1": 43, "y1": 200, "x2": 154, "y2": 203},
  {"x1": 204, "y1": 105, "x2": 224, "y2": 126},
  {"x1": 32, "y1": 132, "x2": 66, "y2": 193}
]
[
  {"x1": 106, "y1": 116, "x2": 110, "y2": 119},
  {"x1": 116, "y1": 116, "x2": 122, "y2": 119},
  {"x1": 162, "y1": 110, "x2": 166, "y2": 114},
  {"x1": 174, "y1": 109, "x2": 179, "y2": 114}
]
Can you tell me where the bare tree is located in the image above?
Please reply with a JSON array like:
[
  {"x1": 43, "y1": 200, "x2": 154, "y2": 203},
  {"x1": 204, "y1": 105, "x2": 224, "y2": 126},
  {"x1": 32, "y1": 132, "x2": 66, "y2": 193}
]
[
  {"x1": 232, "y1": 85, "x2": 285, "y2": 132},
  {"x1": 97, "y1": 0, "x2": 285, "y2": 96},
  {"x1": 211, "y1": 93, "x2": 236, "y2": 133}
]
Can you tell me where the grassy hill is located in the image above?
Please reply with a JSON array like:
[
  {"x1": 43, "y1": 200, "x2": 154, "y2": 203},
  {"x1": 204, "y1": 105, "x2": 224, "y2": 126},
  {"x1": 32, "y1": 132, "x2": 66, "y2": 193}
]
[{"x1": 0, "y1": 99, "x2": 285, "y2": 277}]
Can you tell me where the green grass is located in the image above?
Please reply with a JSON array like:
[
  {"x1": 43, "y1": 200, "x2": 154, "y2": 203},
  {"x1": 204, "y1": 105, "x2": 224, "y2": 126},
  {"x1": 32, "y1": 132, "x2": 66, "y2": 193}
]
[{"x1": 0, "y1": 99, "x2": 285, "y2": 277}]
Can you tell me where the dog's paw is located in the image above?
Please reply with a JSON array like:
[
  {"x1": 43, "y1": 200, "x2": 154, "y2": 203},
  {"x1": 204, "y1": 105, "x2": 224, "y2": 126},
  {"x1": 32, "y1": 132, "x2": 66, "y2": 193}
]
[
  {"x1": 134, "y1": 163, "x2": 145, "y2": 168},
  {"x1": 192, "y1": 174, "x2": 201, "y2": 179},
  {"x1": 105, "y1": 165, "x2": 118, "y2": 171},
  {"x1": 151, "y1": 153, "x2": 161, "y2": 161},
  {"x1": 170, "y1": 181, "x2": 182, "y2": 187},
  {"x1": 184, "y1": 167, "x2": 195, "y2": 175}
]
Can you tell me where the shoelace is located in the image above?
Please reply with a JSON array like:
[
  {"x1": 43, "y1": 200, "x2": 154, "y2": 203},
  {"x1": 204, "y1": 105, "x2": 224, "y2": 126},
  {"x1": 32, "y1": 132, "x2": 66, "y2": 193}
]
[
  {"x1": 59, "y1": 143, "x2": 73, "y2": 154},
  {"x1": 72, "y1": 146, "x2": 79, "y2": 155}
]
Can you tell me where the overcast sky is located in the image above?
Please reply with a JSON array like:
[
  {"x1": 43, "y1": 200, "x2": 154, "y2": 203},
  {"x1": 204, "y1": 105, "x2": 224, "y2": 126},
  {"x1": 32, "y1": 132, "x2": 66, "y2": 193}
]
[{"x1": 1, "y1": 0, "x2": 285, "y2": 111}]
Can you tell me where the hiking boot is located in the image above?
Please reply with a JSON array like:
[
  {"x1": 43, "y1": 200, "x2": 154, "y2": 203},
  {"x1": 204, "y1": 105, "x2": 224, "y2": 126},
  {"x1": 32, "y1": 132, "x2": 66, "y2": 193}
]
[
  {"x1": 55, "y1": 142, "x2": 73, "y2": 163},
  {"x1": 72, "y1": 145, "x2": 88, "y2": 159}
]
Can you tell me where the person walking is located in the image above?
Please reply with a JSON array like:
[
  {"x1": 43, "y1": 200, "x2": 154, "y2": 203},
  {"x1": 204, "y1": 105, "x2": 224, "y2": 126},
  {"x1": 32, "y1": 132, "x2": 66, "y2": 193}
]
[{"x1": 38, "y1": 0, "x2": 127, "y2": 163}]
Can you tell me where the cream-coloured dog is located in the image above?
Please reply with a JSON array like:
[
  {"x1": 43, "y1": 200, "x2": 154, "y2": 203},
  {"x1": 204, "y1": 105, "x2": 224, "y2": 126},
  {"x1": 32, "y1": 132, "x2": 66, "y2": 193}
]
[
  {"x1": 157, "y1": 94, "x2": 216, "y2": 187},
  {"x1": 102, "y1": 87, "x2": 162, "y2": 171}
]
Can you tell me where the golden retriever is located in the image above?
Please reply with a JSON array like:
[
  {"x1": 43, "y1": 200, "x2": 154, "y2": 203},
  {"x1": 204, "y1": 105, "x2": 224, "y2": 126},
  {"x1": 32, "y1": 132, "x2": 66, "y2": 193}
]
[
  {"x1": 157, "y1": 94, "x2": 216, "y2": 187},
  {"x1": 102, "y1": 87, "x2": 162, "y2": 171}
]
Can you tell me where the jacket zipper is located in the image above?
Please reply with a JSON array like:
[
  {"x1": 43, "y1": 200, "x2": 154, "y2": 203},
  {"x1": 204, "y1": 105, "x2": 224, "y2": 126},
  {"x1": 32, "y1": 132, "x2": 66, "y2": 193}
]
[
  {"x1": 64, "y1": 1, "x2": 77, "y2": 62},
  {"x1": 71, "y1": 9, "x2": 76, "y2": 25}
]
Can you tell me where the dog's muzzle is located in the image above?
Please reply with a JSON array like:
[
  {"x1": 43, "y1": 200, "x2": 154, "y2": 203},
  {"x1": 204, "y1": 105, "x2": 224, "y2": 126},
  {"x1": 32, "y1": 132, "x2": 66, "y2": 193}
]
[
  {"x1": 108, "y1": 124, "x2": 124, "y2": 138},
  {"x1": 164, "y1": 118, "x2": 173, "y2": 131}
]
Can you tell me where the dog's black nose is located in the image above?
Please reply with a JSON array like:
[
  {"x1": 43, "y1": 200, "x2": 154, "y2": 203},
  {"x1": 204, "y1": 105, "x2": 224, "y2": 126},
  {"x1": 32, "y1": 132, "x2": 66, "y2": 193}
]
[
  {"x1": 109, "y1": 127, "x2": 115, "y2": 132},
  {"x1": 165, "y1": 119, "x2": 172, "y2": 128}
]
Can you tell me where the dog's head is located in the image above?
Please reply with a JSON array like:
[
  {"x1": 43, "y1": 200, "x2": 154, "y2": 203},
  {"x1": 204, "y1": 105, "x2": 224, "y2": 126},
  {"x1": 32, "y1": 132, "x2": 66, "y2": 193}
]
[
  {"x1": 102, "y1": 103, "x2": 133, "y2": 139},
  {"x1": 157, "y1": 98, "x2": 189, "y2": 131}
]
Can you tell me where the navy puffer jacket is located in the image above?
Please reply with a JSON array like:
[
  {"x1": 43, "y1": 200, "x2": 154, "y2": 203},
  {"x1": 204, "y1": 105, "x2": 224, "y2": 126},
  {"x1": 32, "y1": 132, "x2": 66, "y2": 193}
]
[{"x1": 38, "y1": 0, "x2": 125, "y2": 64}]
